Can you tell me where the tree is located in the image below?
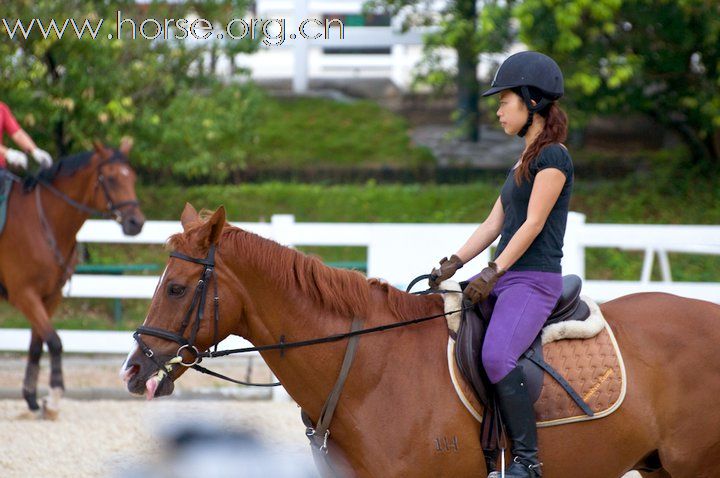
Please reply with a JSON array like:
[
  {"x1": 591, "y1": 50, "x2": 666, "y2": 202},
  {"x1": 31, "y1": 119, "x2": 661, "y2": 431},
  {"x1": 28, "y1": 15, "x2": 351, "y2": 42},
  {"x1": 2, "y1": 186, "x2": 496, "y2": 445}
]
[
  {"x1": 0, "y1": 0, "x2": 261, "y2": 181},
  {"x1": 515, "y1": 0, "x2": 720, "y2": 167},
  {"x1": 363, "y1": 0, "x2": 515, "y2": 142}
]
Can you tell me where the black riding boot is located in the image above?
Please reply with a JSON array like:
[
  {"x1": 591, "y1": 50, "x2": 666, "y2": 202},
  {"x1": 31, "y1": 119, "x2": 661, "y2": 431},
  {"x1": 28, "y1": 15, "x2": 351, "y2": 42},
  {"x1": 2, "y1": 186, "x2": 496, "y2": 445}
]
[{"x1": 487, "y1": 366, "x2": 542, "y2": 478}]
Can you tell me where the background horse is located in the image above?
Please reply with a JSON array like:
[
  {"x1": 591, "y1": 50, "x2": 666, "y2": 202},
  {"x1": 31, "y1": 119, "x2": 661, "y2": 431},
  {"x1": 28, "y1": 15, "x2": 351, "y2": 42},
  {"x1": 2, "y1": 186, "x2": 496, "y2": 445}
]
[
  {"x1": 121, "y1": 204, "x2": 720, "y2": 477},
  {"x1": 1, "y1": 138, "x2": 145, "y2": 419}
]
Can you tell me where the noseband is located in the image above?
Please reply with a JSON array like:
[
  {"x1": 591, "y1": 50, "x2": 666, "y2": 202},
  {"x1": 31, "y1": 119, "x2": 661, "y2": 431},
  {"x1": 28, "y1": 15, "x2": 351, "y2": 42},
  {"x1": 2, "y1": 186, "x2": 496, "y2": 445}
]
[{"x1": 133, "y1": 245, "x2": 220, "y2": 371}]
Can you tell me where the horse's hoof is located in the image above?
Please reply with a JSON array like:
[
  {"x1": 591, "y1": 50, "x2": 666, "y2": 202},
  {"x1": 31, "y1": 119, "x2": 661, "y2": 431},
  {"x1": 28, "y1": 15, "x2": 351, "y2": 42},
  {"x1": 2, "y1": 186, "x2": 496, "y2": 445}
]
[
  {"x1": 41, "y1": 399, "x2": 60, "y2": 421},
  {"x1": 16, "y1": 409, "x2": 43, "y2": 420}
]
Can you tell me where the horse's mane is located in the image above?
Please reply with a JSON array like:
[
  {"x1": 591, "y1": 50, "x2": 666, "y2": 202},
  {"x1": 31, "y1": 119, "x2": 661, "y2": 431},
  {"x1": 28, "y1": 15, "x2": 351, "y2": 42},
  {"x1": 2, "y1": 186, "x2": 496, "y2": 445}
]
[
  {"x1": 36, "y1": 148, "x2": 127, "y2": 182},
  {"x1": 37, "y1": 151, "x2": 94, "y2": 182},
  {"x1": 168, "y1": 221, "x2": 439, "y2": 322}
]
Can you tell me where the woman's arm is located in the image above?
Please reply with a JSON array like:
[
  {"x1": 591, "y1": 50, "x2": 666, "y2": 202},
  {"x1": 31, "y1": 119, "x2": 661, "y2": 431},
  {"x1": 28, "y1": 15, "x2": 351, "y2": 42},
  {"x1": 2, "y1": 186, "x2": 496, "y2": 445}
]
[
  {"x1": 493, "y1": 168, "x2": 566, "y2": 271},
  {"x1": 454, "y1": 196, "x2": 505, "y2": 263},
  {"x1": 10, "y1": 129, "x2": 38, "y2": 153}
]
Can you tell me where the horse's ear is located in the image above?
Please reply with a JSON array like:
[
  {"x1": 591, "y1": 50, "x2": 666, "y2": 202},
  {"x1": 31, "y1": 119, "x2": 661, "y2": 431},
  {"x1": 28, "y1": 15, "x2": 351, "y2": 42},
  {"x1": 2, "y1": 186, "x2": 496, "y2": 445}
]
[
  {"x1": 181, "y1": 203, "x2": 199, "y2": 231},
  {"x1": 119, "y1": 136, "x2": 134, "y2": 156},
  {"x1": 92, "y1": 139, "x2": 110, "y2": 160},
  {"x1": 206, "y1": 206, "x2": 226, "y2": 246}
]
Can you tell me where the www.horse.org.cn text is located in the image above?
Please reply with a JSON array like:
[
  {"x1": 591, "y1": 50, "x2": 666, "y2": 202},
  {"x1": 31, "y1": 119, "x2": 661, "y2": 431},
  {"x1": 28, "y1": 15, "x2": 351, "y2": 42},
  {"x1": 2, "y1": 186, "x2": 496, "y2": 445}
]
[{"x1": 0, "y1": 11, "x2": 346, "y2": 47}]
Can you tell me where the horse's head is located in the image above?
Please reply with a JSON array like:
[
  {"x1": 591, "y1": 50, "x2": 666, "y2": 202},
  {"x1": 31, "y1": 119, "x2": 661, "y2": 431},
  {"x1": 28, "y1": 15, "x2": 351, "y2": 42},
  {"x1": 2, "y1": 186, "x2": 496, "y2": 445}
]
[
  {"x1": 121, "y1": 204, "x2": 245, "y2": 399},
  {"x1": 90, "y1": 138, "x2": 145, "y2": 235}
]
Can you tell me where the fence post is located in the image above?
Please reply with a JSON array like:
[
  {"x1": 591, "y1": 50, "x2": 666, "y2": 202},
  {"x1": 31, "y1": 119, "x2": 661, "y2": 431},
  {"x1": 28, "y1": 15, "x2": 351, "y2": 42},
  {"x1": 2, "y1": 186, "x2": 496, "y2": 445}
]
[
  {"x1": 271, "y1": 214, "x2": 296, "y2": 247},
  {"x1": 293, "y1": 0, "x2": 309, "y2": 93},
  {"x1": 563, "y1": 212, "x2": 586, "y2": 279}
]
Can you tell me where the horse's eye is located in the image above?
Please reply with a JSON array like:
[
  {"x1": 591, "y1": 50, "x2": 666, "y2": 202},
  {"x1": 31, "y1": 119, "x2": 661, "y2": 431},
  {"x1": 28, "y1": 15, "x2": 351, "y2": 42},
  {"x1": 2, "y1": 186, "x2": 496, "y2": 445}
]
[{"x1": 167, "y1": 283, "x2": 186, "y2": 297}]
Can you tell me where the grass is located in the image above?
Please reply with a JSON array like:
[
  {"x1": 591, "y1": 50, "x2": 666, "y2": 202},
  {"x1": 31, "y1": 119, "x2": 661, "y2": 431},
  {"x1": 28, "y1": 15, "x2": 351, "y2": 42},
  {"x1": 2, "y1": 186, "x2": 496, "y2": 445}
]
[{"x1": 246, "y1": 96, "x2": 435, "y2": 169}]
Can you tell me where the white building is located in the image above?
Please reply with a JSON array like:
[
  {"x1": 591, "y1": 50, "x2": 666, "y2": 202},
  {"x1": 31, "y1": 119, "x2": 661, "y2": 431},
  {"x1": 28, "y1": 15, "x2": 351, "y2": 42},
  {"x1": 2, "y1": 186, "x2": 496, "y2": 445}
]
[{"x1": 220, "y1": 0, "x2": 516, "y2": 92}]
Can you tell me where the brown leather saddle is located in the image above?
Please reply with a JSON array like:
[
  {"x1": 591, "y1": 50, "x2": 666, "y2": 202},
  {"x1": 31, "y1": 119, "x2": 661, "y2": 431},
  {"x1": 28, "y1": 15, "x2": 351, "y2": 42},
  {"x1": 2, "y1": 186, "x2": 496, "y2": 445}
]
[{"x1": 454, "y1": 274, "x2": 593, "y2": 412}]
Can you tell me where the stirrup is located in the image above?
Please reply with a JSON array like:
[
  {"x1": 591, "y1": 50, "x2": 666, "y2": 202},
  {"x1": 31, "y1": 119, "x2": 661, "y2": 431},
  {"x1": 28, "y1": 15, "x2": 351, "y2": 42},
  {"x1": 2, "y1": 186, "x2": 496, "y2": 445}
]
[
  {"x1": 487, "y1": 459, "x2": 542, "y2": 478},
  {"x1": 513, "y1": 456, "x2": 543, "y2": 477}
]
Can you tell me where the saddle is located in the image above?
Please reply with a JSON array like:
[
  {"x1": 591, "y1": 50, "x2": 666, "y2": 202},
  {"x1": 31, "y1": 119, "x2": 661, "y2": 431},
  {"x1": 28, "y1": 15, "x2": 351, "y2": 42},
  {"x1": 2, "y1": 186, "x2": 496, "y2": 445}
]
[
  {"x1": 444, "y1": 275, "x2": 625, "y2": 428},
  {"x1": 453, "y1": 275, "x2": 590, "y2": 407}
]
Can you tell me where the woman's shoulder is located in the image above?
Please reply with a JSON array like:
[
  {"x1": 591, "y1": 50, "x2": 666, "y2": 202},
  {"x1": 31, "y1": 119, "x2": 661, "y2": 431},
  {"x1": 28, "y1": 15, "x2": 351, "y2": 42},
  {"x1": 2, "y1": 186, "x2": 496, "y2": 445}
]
[
  {"x1": 533, "y1": 143, "x2": 573, "y2": 176},
  {"x1": 540, "y1": 142, "x2": 571, "y2": 157}
]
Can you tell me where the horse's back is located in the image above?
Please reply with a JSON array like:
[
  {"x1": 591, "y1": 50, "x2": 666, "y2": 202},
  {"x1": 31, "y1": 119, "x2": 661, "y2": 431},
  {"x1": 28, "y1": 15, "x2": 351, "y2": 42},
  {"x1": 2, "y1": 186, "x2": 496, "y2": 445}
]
[
  {"x1": 600, "y1": 291, "x2": 720, "y2": 468},
  {"x1": 600, "y1": 291, "x2": 720, "y2": 365},
  {"x1": 601, "y1": 291, "x2": 720, "y2": 334}
]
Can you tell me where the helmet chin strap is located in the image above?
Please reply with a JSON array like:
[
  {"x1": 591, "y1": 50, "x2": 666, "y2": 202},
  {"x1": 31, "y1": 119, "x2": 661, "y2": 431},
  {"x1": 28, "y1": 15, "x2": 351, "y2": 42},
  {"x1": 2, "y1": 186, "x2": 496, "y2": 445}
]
[{"x1": 517, "y1": 86, "x2": 553, "y2": 138}]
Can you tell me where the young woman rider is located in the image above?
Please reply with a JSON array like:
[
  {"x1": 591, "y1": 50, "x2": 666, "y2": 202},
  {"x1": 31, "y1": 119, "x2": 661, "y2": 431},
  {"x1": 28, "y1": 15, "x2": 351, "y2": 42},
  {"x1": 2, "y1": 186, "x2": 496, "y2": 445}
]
[{"x1": 429, "y1": 51, "x2": 573, "y2": 478}]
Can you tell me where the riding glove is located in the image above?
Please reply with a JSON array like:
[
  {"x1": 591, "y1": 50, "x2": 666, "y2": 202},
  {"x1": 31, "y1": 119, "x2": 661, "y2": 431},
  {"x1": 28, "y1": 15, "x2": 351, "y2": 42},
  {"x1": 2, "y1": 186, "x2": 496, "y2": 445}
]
[
  {"x1": 464, "y1": 262, "x2": 505, "y2": 304},
  {"x1": 31, "y1": 148, "x2": 53, "y2": 168},
  {"x1": 5, "y1": 148, "x2": 28, "y2": 169},
  {"x1": 429, "y1": 254, "x2": 463, "y2": 288}
]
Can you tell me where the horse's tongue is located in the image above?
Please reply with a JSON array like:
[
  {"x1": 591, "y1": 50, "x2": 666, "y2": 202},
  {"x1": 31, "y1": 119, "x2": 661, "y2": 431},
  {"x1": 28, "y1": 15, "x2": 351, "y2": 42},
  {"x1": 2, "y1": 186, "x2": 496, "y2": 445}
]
[{"x1": 145, "y1": 376, "x2": 159, "y2": 400}]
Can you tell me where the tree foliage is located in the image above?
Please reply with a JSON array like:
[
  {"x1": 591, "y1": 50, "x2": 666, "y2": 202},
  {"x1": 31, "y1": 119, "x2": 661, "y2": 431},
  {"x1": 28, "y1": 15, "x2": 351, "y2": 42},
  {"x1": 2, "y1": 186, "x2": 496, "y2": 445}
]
[
  {"x1": 0, "y1": 0, "x2": 261, "y2": 181},
  {"x1": 363, "y1": 0, "x2": 515, "y2": 141},
  {"x1": 515, "y1": 0, "x2": 720, "y2": 165}
]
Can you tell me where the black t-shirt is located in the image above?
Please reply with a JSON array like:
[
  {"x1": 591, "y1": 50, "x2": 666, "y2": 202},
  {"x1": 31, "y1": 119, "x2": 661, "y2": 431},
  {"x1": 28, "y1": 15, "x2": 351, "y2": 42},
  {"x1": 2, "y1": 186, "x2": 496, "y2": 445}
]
[{"x1": 493, "y1": 143, "x2": 574, "y2": 272}]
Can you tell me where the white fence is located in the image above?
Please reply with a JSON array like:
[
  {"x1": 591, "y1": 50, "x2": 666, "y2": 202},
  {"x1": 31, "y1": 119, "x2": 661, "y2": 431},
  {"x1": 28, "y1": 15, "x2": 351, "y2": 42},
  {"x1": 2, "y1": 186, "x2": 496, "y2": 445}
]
[
  {"x1": 62, "y1": 212, "x2": 720, "y2": 302},
  {"x1": 2, "y1": 213, "x2": 719, "y2": 360}
]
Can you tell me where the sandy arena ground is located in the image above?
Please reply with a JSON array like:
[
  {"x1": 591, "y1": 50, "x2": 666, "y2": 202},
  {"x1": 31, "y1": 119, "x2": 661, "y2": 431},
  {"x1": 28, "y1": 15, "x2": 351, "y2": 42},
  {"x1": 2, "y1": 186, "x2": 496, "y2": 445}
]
[
  {"x1": 0, "y1": 353, "x2": 642, "y2": 478},
  {"x1": 0, "y1": 353, "x2": 310, "y2": 478},
  {"x1": 0, "y1": 398, "x2": 311, "y2": 478}
]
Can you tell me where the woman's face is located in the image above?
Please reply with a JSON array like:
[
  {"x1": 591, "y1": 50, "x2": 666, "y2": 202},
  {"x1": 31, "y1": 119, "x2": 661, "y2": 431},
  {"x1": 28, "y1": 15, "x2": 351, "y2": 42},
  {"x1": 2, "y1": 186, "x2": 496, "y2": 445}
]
[{"x1": 496, "y1": 90, "x2": 529, "y2": 135}]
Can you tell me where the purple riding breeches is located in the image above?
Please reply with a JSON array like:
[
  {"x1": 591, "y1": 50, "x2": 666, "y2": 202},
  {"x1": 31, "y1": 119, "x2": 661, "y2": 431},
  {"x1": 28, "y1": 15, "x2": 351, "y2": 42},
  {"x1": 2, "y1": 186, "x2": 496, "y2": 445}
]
[{"x1": 470, "y1": 270, "x2": 563, "y2": 384}]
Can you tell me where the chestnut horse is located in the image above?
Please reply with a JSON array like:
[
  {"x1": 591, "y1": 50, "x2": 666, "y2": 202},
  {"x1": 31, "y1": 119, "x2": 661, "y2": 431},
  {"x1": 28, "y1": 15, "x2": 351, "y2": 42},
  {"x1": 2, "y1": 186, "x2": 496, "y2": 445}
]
[
  {"x1": 122, "y1": 204, "x2": 720, "y2": 478},
  {"x1": 1, "y1": 139, "x2": 145, "y2": 418}
]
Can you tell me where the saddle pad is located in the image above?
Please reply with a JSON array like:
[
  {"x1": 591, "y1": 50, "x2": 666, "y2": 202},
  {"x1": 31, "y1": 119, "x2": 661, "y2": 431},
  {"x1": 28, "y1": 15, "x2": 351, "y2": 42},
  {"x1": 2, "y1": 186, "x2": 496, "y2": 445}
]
[
  {"x1": 0, "y1": 172, "x2": 13, "y2": 235},
  {"x1": 447, "y1": 321, "x2": 626, "y2": 428},
  {"x1": 535, "y1": 320, "x2": 626, "y2": 427}
]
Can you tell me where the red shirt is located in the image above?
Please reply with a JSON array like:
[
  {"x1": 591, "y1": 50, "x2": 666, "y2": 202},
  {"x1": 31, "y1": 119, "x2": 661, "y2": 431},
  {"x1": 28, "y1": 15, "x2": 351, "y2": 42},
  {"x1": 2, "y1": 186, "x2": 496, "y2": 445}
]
[{"x1": 0, "y1": 102, "x2": 22, "y2": 168}]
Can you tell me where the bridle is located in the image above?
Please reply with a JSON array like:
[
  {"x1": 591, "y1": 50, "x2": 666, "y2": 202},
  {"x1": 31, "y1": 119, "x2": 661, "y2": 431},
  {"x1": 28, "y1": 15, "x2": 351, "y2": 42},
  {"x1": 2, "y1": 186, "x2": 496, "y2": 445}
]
[
  {"x1": 37, "y1": 151, "x2": 140, "y2": 221},
  {"x1": 133, "y1": 244, "x2": 220, "y2": 372}
]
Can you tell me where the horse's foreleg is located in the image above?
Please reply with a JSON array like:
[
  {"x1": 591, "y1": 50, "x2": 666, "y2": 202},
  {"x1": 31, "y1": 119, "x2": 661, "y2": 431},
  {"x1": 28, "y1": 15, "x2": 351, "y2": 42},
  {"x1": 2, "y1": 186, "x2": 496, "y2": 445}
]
[
  {"x1": 43, "y1": 327, "x2": 64, "y2": 419},
  {"x1": 14, "y1": 292, "x2": 64, "y2": 419},
  {"x1": 22, "y1": 329, "x2": 43, "y2": 413}
]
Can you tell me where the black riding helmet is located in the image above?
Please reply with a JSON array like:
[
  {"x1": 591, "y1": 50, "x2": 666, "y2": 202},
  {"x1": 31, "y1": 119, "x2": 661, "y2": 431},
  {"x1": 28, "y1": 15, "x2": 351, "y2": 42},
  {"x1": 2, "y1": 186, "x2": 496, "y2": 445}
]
[{"x1": 482, "y1": 51, "x2": 564, "y2": 137}]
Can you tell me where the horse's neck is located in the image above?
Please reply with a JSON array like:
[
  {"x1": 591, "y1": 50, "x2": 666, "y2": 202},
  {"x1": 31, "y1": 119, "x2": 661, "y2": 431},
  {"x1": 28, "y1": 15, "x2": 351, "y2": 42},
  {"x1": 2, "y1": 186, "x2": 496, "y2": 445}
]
[
  {"x1": 234, "y1": 262, "x2": 369, "y2": 413},
  {"x1": 38, "y1": 171, "x2": 95, "y2": 246}
]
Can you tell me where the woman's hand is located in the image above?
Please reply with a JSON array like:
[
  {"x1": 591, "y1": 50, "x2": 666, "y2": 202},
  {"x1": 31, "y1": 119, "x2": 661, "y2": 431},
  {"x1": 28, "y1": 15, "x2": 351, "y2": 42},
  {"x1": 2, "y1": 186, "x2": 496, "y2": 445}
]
[
  {"x1": 463, "y1": 262, "x2": 505, "y2": 303},
  {"x1": 429, "y1": 254, "x2": 463, "y2": 288},
  {"x1": 4, "y1": 148, "x2": 28, "y2": 169}
]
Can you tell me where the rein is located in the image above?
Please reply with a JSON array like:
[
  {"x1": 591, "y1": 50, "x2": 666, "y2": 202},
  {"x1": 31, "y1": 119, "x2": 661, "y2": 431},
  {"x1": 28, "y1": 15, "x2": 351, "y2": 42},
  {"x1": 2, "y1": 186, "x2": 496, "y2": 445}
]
[{"x1": 133, "y1": 246, "x2": 471, "y2": 388}]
